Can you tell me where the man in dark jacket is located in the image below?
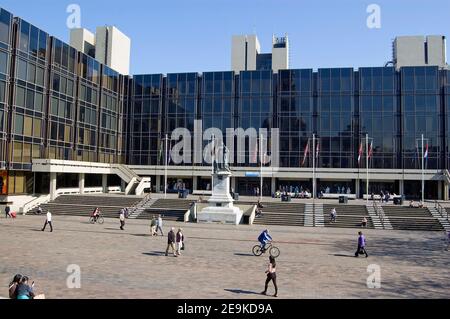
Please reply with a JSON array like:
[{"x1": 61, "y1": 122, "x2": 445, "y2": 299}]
[
  {"x1": 5, "y1": 205, "x2": 11, "y2": 218},
  {"x1": 165, "y1": 227, "x2": 177, "y2": 257}
]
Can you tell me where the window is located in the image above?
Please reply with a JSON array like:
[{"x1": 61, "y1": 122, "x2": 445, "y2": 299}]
[
  {"x1": 27, "y1": 63, "x2": 36, "y2": 83},
  {"x1": 0, "y1": 81, "x2": 4, "y2": 104},
  {"x1": 16, "y1": 86, "x2": 26, "y2": 107},
  {"x1": 0, "y1": 9, "x2": 11, "y2": 44},
  {"x1": 13, "y1": 142, "x2": 22, "y2": 162},
  {"x1": 35, "y1": 92, "x2": 43, "y2": 112},
  {"x1": 30, "y1": 26, "x2": 39, "y2": 56},
  {"x1": 33, "y1": 118, "x2": 41, "y2": 137},
  {"x1": 14, "y1": 114, "x2": 24, "y2": 135},
  {"x1": 0, "y1": 51, "x2": 7, "y2": 74},
  {"x1": 36, "y1": 66, "x2": 45, "y2": 87},
  {"x1": 19, "y1": 20, "x2": 30, "y2": 52},
  {"x1": 38, "y1": 30, "x2": 47, "y2": 59},
  {"x1": 26, "y1": 89, "x2": 34, "y2": 109},
  {"x1": 24, "y1": 116, "x2": 32, "y2": 136},
  {"x1": 17, "y1": 59, "x2": 27, "y2": 80}
]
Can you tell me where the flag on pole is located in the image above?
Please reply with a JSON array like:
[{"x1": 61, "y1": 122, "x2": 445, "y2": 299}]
[
  {"x1": 368, "y1": 141, "x2": 373, "y2": 160},
  {"x1": 424, "y1": 143, "x2": 429, "y2": 159},
  {"x1": 357, "y1": 142, "x2": 363, "y2": 166},
  {"x1": 301, "y1": 140, "x2": 310, "y2": 167},
  {"x1": 316, "y1": 141, "x2": 320, "y2": 159},
  {"x1": 168, "y1": 139, "x2": 172, "y2": 164},
  {"x1": 158, "y1": 144, "x2": 163, "y2": 163},
  {"x1": 252, "y1": 139, "x2": 258, "y2": 163}
]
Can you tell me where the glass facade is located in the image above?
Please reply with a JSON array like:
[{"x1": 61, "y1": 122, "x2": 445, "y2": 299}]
[
  {"x1": 1, "y1": 7, "x2": 450, "y2": 198},
  {"x1": 0, "y1": 8, "x2": 12, "y2": 170}
]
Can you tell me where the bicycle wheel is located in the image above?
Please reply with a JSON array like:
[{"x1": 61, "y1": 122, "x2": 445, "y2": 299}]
[
  {"x1": 97, "y1": 217, "x2": 104, "y2": 224},
  {"x1": 269, "y1": 246, "x2": 280, "y2": 258},
  {"x1": 252, "y1": 245, "x2": 264, "y2": 257},
  {"x1": 89, "y1": 217, "x2": 95, "y2": 224}
]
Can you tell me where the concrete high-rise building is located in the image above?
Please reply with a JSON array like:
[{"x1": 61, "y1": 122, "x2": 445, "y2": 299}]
[
  {"x1": 231, "y1": 35, "x2": 260, "y2": 73},
  {"x1": 272, "y1": 35, "x2": 289, "y2": 72},
  {"x1": 69, "y1": 25, "x2": 131, "y2": 75},
  {"x1": 231, "y1": 34, "x2": 289, "y2": 73},
  {"x1": 69, "y1": 28, "x2": 95, "y2": 58},
  {"x1": 95, "y1": 26, "x2": 131, "y2": 75},
  {"x1": 393, "y1": 35, "x2": 447, "y2": 69}
]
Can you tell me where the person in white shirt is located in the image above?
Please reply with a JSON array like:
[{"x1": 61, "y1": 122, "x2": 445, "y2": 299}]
[
  {"x1": 119, "y1": 210, "x2": 125, "y2": 230},
  {"x1": 41, "y1": 211, "x2": 53, "y2": 232},
  {"x1": 156, "y1": 215, "x2": 164, "y2": 236},
  {"x1": 330, "y1": 208, "x2": 337, "y2": 223}
]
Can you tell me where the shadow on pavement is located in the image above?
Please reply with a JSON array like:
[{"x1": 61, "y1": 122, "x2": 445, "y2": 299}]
[
  {"x1": 224, "y1": 289, "x2": 261, "y2": 296},
  {"x1": 142, "y1": 252, "x2": 165, "y2": 257},
  {"x1": 234, "y1": 253, "x2": 255, "y2": 257},
  {"x1": 331, "y1": 253, "x2": 355, "y2": 258}
]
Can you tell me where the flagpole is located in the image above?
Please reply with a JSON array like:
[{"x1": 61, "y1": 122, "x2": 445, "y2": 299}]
[
  {"x1": 366, "y1": 134, "x2": 369, "y2": 205},
  {"x1": 422, "y1": 134, "x2": 424, "y2": 203},
  {"x1": 211, "y1": 135, "x2": 215, "y2": 192},
  {"x1": 312, "y1": 133, "x2": 316, "y2": 201},
  {"x1": 260, "y1": 133, "x2": 263, "y2": 201},
  {"x1": 164, "y1": 134, "x2": 168, "y2": 199}
]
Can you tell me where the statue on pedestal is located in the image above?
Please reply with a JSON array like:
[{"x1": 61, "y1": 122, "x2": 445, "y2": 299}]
[{"x1": 214, "y1": 143, "x2": 231, "y2": 174}]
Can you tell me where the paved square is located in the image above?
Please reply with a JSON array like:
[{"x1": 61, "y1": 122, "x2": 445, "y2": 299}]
[{"x1": 1, "y1": 215, "x2": 449, "y2": 299}]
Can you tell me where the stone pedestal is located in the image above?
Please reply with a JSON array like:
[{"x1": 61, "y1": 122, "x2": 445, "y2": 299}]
[{"x1": 197, "y1": 170, "x2": 243, "y2": 225}]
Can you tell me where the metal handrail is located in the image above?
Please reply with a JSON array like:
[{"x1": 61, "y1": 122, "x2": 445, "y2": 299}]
[
  {"x1": 435, "y1": 200, "x2": 449, "y2": 222},
  {"x1": 373, "y1": 200, "x2": 385, "y2": 228}
]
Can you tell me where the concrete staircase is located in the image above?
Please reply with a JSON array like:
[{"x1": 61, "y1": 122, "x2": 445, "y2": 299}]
[
  {"x1": 249, "y1": 202, "x2": 305, "y2": 227},
  {"x1": 136, "y1": 198, "x2": 195, "y2": 222},
  {"x1": 323, "y1": 204, "x2": 375, "y2": 229},
  {"x1": 128, "y1": 196, "x2": 157, "y2": 219},
  {"x1": 314, "y1": 203, "x2": 324, "y2": 227},
  {"x1": 366, "y1": 205, "x2": 383, "y2": 229},
  {"x1": 30, "y1": 195, "x2": 142, "y2": 219},
  {"x1": 304, "y1": 203, "x2": 314, "y2": 227},
  {"x1": 428, "y1": 207, "x2": 450, "y2": 232},
  {"x1": 382, "y1": 206, "x2": 444, "y2": 231}
]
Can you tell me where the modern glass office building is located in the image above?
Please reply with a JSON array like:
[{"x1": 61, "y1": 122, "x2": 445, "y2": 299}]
[{"x1": 1, "y1": 7, "x2": 450, "y2": 200}]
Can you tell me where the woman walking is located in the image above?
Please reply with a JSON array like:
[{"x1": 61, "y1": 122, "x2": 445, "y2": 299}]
[
  {"x1": 261, "y1": 256, "x2": 278, "y2": 297},
  {"x1": 176, "y1": 228, "x2": 184, "y2": 256}
]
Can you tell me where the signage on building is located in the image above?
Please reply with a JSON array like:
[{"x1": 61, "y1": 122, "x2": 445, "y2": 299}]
[{"x1": 245, "y1": 172, "x2": 260, "y2": 178}]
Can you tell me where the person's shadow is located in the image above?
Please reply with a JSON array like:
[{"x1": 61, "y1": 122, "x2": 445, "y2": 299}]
[
  {"x1": 224, "y1": 289, "x2": 261, "y2": 296},
  {"x1": 142, "y1": 252, "x2": 165, "y2": 257}
]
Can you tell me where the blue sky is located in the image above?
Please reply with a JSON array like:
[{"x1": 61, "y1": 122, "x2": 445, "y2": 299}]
[{"x1": 2, "y1": 0, "x2": 450, "y2": 74}]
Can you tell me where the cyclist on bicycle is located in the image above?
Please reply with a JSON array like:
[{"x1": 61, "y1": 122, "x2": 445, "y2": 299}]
[
  {"x1": 91, "y1": 208, "x2": 100, "y2": 222},
  {"x1": 258, "y1": 229, "x2": 273, "y2": 252}
]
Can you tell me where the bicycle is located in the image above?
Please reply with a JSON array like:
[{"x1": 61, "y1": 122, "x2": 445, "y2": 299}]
[
  {"x1": 252, "y1": 242, "x2": 280, "y2": 258},
  {"x1": 89, "y1": 214, "x2": 104, "y2": 224}
]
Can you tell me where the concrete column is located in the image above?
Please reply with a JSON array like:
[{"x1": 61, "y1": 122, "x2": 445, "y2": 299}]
[
  {"x1": 79, "y1": 173, "x2": 85, "y2": 194},
  {"x1": 192, "y1": 176, "x2": 198, "y2": 191},
  {"x1": 50, "y1": 172, "x2": 57, "y2": 200},
  {"x1": 399, "y1": 179, "x2": 404, "y2": 197},
  {"x1": 355, "y1": 179, "x2": 360, "y2": 199},
  {"x1": 102, "y1": 174, "x2": 108, "y2": 193},
  {"x1": 121, "y1": 180, "x2": 126, "y2": 193},
  {"x1": 271, "y1": 177, "x2": 276, "y2": 196},
  {"x1": 438, "y1": 181, "x2": 443, "y2": 200},
  {"x1": 231, "y1": 177, "x2": 237, "y2": 193},
  {"x1": 156, "y1": 175, "x2": 161, "y2": 193},
  {"x1": 444, "y1": 183, "x2": 449, "y2": 201}
]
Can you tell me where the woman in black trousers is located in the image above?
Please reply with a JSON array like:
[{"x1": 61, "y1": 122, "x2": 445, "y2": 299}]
[{"x1": 262, "y1": 256, "x2": 278, "y2": 297}]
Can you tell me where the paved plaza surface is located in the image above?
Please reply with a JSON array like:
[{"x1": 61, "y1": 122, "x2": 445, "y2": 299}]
[{"x1": 1, "y1": 215, "x2": 450, "y2": 299}]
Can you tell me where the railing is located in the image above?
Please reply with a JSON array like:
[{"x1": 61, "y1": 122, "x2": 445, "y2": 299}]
[
  {"x1": 129, "y1": 193, "x2": 152, "y2": 214},
  {"x1": 435, "y1": 200, "x2": 449, "y2": 223},
  {"x1": 373, "y1": 200, "x2": 385, "y2": 228},
  {"x1": 21, "y1": 194, "x2": 51, "y2": 215}
]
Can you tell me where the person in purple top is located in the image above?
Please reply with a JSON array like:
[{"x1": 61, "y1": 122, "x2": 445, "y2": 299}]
[{"x1": 355, "y1": 231, "x2": 368, "y2": 258}]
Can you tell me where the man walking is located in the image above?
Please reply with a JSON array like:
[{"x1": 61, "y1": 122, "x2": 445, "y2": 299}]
[
  {"x1": 119, "y1": 209, "x2": 125, "y2": 230},
  {"x1": 165, "y1": 227, "x2": 177, "y2": 257},
  {"x1": 41, "y1": 211, "x2": 53, "y2": 232},
  {"x1": 5, "y1": 205, "x2": 11, "y2": 218},
  {"x1": 355, "y1": 231, "x2": 368, "y2": 258},
  {"x1": 156, "y1": 214, "x2": 164, "y2": 236},
  {"x1": 150, "y1": 215, "x2": 157, "y2": 236}
]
